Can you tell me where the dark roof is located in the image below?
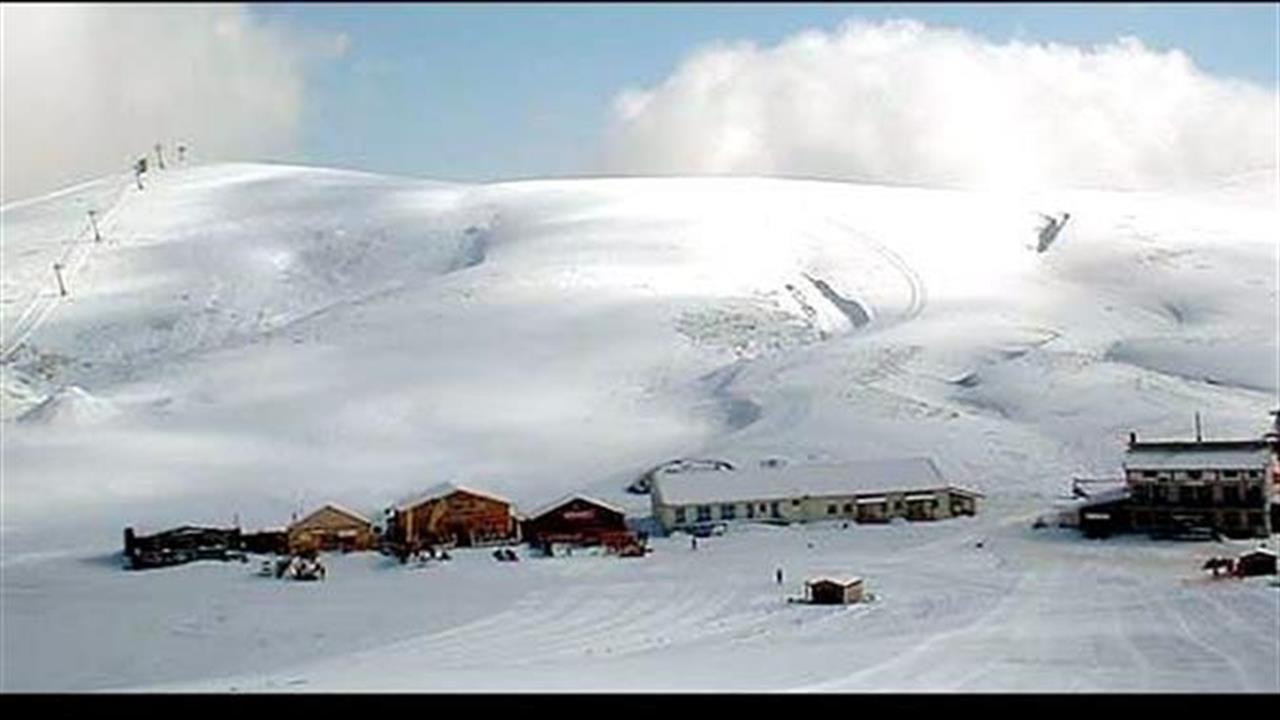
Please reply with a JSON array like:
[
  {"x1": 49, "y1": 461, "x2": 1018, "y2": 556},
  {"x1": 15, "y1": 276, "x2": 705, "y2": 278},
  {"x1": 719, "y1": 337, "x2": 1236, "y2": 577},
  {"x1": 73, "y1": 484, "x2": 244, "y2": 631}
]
[{"x1": 150, "y1": 525, "x2": 236, "y2": 538}]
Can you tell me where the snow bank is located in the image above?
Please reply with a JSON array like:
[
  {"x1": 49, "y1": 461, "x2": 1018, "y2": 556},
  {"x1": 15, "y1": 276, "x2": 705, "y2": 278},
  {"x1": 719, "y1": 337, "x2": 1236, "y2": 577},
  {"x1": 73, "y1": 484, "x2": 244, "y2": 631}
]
[{"x1": 16, "y1": 385, "x2": 119, "y2": 426}]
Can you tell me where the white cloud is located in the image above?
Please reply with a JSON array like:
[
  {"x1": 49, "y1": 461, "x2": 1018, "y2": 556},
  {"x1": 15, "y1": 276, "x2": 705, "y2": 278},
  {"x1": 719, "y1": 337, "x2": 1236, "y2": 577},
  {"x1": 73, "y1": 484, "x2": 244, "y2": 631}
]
[
  {"x1": 1, "y1": 4, "x2": 343, "y2": 203},
  {"x1": 598, "y1": 20, "x2": 1279, "y2": 191}
]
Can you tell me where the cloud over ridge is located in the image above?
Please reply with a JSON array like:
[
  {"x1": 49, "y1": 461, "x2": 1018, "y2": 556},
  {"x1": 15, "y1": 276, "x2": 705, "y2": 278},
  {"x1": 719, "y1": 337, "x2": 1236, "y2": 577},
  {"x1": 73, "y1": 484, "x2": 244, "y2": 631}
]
[
  {"x1": 599, "y1": 19, "x2": 1278, "y2": 191},
  {"x1": 2, "y1": 4, "x2": 345, "y2": 203}
]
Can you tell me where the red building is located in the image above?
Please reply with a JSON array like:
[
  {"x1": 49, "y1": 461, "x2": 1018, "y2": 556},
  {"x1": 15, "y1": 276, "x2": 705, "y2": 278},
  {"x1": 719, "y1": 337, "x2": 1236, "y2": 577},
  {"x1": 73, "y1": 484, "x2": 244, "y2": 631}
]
[{"x1": 520, "y1": 494, "x2": 639, "y2": 554}]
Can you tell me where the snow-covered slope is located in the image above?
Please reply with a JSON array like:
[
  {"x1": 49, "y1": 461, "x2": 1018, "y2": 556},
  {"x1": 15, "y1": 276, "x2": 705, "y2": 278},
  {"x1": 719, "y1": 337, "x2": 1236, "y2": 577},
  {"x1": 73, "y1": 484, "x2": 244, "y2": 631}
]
[{"x1": 1, "y1": 163, "x2": 1276, "y2": 691}]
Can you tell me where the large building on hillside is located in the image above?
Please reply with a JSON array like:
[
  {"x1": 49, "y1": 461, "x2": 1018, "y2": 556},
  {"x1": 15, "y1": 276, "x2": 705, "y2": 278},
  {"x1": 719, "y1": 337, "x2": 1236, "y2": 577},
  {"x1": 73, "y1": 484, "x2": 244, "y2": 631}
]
[
  {"x1": 650, "y1": 457, "x2": 981, "y2": 534},
  {"x1": 1122, "y1": 432, "x2": 1276, "y2": 539}
]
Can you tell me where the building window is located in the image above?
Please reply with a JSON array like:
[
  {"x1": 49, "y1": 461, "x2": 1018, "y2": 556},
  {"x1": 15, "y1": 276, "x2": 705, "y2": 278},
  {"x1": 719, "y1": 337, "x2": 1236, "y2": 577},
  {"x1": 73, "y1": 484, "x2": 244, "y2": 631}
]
[
  {"x1": 770, "y1": 502, "x2": 781, "y2": 518},
  {"x1": 746, "y1": 504, "x2": 755, "y2": 519},
  {"x1": 791, "y1": 499, "x2": 801, "y2": 507},
  {"x1": 1178, "y1": 487, "x2": 1194, "y2": 505},
  {"x1": 1133, "y1": 486, "x2": 1149, "y2": 503},
  {"x1": 843, "y1": 503, "x2": 854, "y2": 514},
  {"x1": 1246, "y1": 486, "x2": 1262, "y2": 504},
  {"x1": 827, "y1": 504, "x2": 837, "y2": 515},
  {"x1": 1222, "y1": 511, "x2": 1240, "y2": 527},
  {"x1": 1223, "y1": 470, "x2": 1238, "y2": 478},
  {"x1": 1196, "y1": 486, "x2": 1212, "y2": 506},
  {"x1": 1187, "y1": 470, "x2": 1202, "y2": 480},
  {"x1": 1142, "y1": 470, "x2": 1157, "y2": 478},
  {"x1": 1224, "y1": 487, "x2": 1240, "y2": 505},
  {"x1": 721, "y1": 504, "x2": 736, "y2": 520},
  {"x1": 674, "y1": 507, "x2": 686, "y2": 524},
  {"x1": 696, "y1": 506, "x2": 712, "y2": 522},
  {"x1": 1247, "y1": 470, "x2": 1261, "y2": 479}
]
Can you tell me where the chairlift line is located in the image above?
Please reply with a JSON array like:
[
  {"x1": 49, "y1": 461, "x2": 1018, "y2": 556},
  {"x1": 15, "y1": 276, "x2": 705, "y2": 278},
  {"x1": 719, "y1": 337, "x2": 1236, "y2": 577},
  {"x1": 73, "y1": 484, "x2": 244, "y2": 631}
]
[{"x1": 0, "y1": 171, "x2": 136, "y2": 361}]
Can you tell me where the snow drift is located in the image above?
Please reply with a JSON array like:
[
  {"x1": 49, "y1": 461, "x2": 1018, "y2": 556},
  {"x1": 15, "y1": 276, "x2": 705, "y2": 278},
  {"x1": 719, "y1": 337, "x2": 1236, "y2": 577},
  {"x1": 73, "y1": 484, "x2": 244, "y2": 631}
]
[{"x1": 16, "y1": 385, "x2": 119, "y2": 426}]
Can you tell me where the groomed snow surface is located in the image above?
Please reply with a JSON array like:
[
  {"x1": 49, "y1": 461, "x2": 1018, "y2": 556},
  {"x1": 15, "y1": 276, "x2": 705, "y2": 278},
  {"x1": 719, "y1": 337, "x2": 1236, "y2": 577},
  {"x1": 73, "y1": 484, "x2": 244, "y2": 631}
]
[{"x1": 1, "y1": 163, "x2": 1277, "y2": 691}]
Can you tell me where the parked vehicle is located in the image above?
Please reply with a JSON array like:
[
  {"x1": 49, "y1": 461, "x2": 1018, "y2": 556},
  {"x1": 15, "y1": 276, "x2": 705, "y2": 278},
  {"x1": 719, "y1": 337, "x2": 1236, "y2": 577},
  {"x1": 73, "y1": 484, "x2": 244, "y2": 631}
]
[{"x1": 284, "y1": 555, "x2": 326, "y2": 581}]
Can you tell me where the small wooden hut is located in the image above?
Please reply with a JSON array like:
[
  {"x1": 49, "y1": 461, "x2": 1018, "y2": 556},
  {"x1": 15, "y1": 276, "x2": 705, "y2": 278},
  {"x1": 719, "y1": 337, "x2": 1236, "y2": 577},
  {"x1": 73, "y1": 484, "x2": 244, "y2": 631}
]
[{"x1": 805, "y1": 576, "x2": 865, "y2": 605}]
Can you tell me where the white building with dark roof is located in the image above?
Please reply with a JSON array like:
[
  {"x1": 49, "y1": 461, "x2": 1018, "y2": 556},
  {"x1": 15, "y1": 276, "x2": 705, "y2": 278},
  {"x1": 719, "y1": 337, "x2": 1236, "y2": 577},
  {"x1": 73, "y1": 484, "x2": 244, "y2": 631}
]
[{"x1": 650, "y1": 457, "x2": 981, "y2": 533}]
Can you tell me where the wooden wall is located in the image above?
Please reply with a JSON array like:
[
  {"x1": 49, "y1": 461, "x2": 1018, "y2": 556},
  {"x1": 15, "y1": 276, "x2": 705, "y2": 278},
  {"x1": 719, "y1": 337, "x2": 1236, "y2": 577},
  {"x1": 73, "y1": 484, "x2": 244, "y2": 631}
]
[
  {"x1": 396, "y1": 490, "x2": 516, "y2": 548},
  {"x1": 522, "y1": 498, "x2": 628, "y2": 547}
]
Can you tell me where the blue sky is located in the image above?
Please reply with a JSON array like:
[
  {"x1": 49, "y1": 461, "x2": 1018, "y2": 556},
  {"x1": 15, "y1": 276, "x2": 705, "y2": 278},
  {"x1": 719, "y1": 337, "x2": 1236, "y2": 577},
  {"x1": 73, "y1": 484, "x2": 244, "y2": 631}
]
[{"x1": 257, "y1": 3, "x2": 1279, "y2": 183}]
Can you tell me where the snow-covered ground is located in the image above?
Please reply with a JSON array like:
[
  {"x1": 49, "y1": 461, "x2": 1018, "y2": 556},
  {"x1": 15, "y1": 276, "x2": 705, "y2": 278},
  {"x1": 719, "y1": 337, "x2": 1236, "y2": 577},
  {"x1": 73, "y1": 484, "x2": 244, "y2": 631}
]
[{"x1": 1, "y1": 163, "x2": 1276, "y2": 691}]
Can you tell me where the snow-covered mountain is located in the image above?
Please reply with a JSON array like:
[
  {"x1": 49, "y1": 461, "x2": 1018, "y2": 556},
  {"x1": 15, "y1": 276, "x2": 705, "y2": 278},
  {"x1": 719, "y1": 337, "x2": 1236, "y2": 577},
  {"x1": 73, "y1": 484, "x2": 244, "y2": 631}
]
[{"x1": 1, "y1": 163, "x2": 1276, "y2": 691}]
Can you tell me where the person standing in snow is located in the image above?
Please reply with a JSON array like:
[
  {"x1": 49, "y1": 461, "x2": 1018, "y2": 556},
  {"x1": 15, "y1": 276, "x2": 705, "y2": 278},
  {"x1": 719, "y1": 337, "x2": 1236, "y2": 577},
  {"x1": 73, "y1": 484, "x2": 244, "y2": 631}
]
[
  {"x1": 690, "y1": 536, "x2": 697, "y2": 551},
  {"x1": 133, "y1": 157, "x2": 148, "y2": 190},
  {"x1": 776, "y1": 568, "x2": 784, "y2": 584}
]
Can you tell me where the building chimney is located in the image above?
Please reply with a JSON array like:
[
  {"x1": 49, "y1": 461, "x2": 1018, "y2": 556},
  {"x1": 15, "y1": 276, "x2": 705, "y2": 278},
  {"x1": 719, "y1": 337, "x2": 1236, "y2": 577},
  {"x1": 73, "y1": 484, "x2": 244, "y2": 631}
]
[{"x1": 1128, "y1": 431, "x2": 1137, "y2": 446}]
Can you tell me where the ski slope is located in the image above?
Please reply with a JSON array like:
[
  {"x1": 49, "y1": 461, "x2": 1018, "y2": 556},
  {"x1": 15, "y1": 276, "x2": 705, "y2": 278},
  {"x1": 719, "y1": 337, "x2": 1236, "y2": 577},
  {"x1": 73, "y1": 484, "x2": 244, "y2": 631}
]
[{"x1": 1, "y1": 163, "x2": 1276, "y2": 691}]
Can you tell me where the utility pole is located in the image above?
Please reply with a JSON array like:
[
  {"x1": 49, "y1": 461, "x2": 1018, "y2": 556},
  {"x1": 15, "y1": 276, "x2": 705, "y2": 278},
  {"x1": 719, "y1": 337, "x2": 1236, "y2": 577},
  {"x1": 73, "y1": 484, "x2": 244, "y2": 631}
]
[
  {"x1": 134, "y1": 157, "x2": 147, "y2": 190},
  {"x1": 1194, "y1": 412, "x2": 1203, "y2": 442},
  {"x1": 155, "y1": 142, "x2": 166, "y2": 170},
  {"x1": 52, "y1": 262, "x2": 67, "y2": 297},
  {"x1": 88, "y1": 209, "x2": 101, "y2": 243}
]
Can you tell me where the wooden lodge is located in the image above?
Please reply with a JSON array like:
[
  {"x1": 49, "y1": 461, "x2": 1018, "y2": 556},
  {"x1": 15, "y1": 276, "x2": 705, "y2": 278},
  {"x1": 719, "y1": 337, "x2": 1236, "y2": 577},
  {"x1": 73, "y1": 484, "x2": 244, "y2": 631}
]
[
  {"x1": 520, "y1": 494, "x2": 641, "y2": 555},
  {"x1": 386, "y1": 483, "x2": 518, "y2": 552},
  {"x1": 805, "y1": 576, "x2": 865, "y2": 605},
  {"x1": 287, "y1": 504, "x2": 377, "y2": 554}
]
